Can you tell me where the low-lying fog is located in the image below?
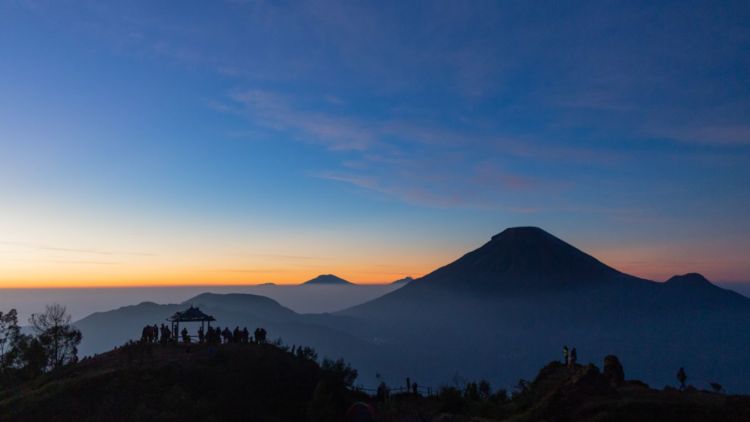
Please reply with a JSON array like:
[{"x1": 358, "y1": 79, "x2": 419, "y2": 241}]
[{"x1": 0, "y1": 284, "x2": 403, "y2": 321}]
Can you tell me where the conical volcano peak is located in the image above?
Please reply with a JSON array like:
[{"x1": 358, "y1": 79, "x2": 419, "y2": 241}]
[
  {"x1": 491, "y1": 226, "x2": 561, "y2": 242},
  {"x1": 416, "y1": 226, "x2": 624, "y2": 292},
  {"x1": 302, "y1": 274, "x2": 353, "y2": 285}
]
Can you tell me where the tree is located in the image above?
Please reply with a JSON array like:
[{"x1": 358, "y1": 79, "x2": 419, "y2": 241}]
[
  {"x1": 478, "y1": 379, "x2": 492, "y2": 400},
  {"x1": 14, "y1": 334, "x2": 47, "y2": 378},
  {"x1": 464, "y1": 381, "x2": 480, "y2": 400},
  {"x1": 28, "y1": 304, "x2": 82, "y2": 371},
  {"x1": 0, "y1": 309, "x2": 20, "y2": 369},
  {"x1": 297, "y1": 346, "x2": 318, "y2": 362},
  {"x1": 320, "y1": 358, "x2": 357, "y2": 388}
]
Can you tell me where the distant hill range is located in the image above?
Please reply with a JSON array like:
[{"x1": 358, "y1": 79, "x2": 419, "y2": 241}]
[{"x1": 74, "y1": 227, "x2": 750, "y2": 392}]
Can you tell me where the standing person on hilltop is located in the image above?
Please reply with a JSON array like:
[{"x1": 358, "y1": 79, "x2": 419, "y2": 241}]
[
  {"x1": 141, "y1": 325, "x2": 154, "y2": 343},
  {"x1": 569, "y1": 347, "x2": 577, "y2": 368},
  {"x1": 152, "y1": 324, "x2": 159, "y2": 343},
  {"x1": 562, "y1": 345, "x2": 569, "y2": 367},
  {"x1": 677, "y1": 367, "x2": 687, "y2": 390},
  {"x1": 198, "y1": 325, "x2": 205, "y2": 344},
  {"x1": 161, "y1": 324, "x2": 172, "y2": 343}
]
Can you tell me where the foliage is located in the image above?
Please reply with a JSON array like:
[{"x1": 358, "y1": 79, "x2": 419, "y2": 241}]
[
  {"x1": 320, "y1": 358, "x2": 357, "y2": 388},
  {"x1": 28, "y1": 304, "x2": 82, "y2": 370},
  {"x1": 438, "y1": 386, "x2": 465, "y2": 413},
  {"x1": 296, "y1": 346, "x2": 318, "y2": 362},
  {"x1": 0, "y1": 304, "x2": 81, "y2": 388},
  {"x1": 0, "y1": 310, "x2": 20, "y2": 369}
]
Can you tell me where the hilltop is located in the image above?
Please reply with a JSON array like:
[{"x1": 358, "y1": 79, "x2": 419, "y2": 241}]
[
  {"x1": 0, "y1": 342, "x2": 360, "y2": 422},
  {"x1": 302, "y1": 274, "x2": 354, "y2": 285},
  {"x1": 500, "y1": 360, "x2": 750, "y2": 421}
]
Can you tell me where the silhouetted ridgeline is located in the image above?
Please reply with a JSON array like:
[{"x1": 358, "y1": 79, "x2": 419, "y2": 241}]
[{"x1": 0, "y1": 339, "x2": 748, "y2": 422}]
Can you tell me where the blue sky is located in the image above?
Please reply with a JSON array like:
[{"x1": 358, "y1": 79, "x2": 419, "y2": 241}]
[{"x1": 1, "y1": 0, "x2": 749, "y2": 285}]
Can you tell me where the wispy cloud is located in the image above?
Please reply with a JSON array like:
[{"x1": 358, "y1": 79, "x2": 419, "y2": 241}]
[
  {"x1": 313, "y1": 169, "x2": 544, "y2": 211},
  {"x1": 217, "y1": 88, "x2": 601, "y2": 210},
  {"x1": 229, "y1": 90, "x2": 376, "y2": 151},
  {"x1": 653, "y1": 124, "x2": 750, "y2": 147},
  {"x1": 0, "y1": 241, "x2": 154, "y2": 257}
]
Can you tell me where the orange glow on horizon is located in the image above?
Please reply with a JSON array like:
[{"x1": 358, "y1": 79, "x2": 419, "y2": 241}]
[{"x1": 0, "y1": 262, "x2": 432, "y2": 289}]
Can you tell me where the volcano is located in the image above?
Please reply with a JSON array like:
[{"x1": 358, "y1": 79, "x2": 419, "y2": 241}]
[
  {"x1": 301, "y1": 274, "x2": 353, "y2": 285},
  {"x1": 335, "y1": 227, "x2": 750, "y2": 392},
  {"x1": 409, "y1": 226, "x2": 637, "y2": 292}
]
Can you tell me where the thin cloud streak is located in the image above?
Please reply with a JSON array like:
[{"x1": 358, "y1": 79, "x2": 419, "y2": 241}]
[{"x1": 0, "y1": 241, "x2": 155, "y2": 257}]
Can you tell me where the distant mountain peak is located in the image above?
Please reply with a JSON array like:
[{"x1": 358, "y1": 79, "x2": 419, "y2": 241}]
[
  {"x1": 665, "y1": 273, "x2": 713, "y2": 288},
  {"x1": 302, "y1": 274, "x2": 353, "y2": 285}
]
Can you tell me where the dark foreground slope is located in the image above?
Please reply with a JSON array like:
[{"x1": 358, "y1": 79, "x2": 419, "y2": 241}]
[
  {"x1": 483, "y1": 359, "x2": 750, "y2": 422},
  {"x1": 0, "y1": 342, "x2": 359, "y2": 422},
  {"x1": 2, "y1": 342, "x2": 747, "y2": 422}
]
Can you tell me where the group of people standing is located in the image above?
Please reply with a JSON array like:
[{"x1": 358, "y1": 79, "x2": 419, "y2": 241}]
[
  {"x1": 140, "y1": 324, "x2": 268, "y2": 345},
  {"x1": 199, "y1": 326, "x2": 266, "y2": 344},
  {"x1": 141, "y1": 324, "x2": 171, "y2": 343},
  {"x1": 562, "y1": 345, "x2": 578, "y2": 368}
]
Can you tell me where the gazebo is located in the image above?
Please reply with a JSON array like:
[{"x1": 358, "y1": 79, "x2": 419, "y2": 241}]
[{"x1": 167, "y1": 306, "x2": 215, "y2": 341}]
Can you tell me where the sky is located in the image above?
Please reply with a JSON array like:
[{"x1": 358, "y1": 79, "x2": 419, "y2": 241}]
[{"x1": 0, "y1": 0, "x2": 749, "y2": 287}]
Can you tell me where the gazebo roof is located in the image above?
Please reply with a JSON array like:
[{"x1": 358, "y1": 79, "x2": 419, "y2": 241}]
[{"x1": 167, "y1": 306, "x2": 216, "y2": 322}]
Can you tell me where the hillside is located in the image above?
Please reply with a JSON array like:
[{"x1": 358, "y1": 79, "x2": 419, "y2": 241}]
[
  {"x1": 1, "y1": 342, "x2": 747, "y2": 422},
  {"x1": 489, "y1": 358, "x2": 750, "y2": 421},
  {"x1": 0, "y1": 342, "x2": 361, "y2": 422},
  {"x1": 74, "y1": 293, "x2": 372, "y2": 367}
]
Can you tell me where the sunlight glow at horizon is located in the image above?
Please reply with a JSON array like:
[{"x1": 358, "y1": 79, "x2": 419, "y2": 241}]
[{"x1": 1, "y1": 1, "x2": 749, "y2": 288}]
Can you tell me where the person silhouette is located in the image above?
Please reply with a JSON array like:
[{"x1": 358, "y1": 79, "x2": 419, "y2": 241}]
[
  {"x1": 569, "y1": 347, "x2": 577, "y2": 368},
  {"x1": 677, "y1": 367, "x2": 687, "y2": 390},
  {"x1": 562, "y1": 345, "x2": 569, "y2": 366}
]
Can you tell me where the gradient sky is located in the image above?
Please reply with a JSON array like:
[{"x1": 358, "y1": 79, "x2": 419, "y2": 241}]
[{"x1": 1, "y1": 0, "x2": 749, "y2": 287}]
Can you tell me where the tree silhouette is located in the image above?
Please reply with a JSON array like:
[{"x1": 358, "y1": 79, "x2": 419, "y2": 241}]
[
  {"x1": 0, "y1": 309, "x2": 20, "y2": 369},
  {"x1": 28, "y1": 304, "x2": 81, "y2": 370}
]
